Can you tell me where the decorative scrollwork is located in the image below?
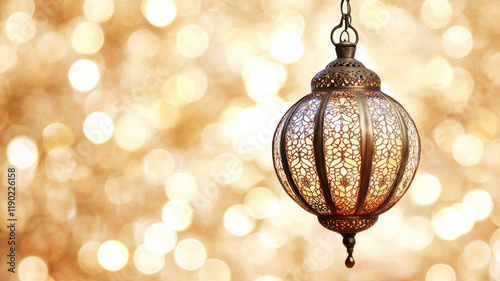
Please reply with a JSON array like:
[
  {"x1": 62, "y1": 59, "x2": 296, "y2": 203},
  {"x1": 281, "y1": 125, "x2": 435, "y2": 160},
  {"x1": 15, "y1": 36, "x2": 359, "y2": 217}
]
[
  {"x1": 311, "y1": 58, "x2": 381, "y2": 90},
  {"x1": 318, "y1": 216, "x2": 378, "y2": 233}
]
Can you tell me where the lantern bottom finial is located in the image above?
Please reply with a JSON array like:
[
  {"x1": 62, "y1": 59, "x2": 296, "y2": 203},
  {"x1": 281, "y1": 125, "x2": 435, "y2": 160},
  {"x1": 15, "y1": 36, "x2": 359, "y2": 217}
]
[{"x1": 342, "y1": 233, "x2": 356, "y2": 268}]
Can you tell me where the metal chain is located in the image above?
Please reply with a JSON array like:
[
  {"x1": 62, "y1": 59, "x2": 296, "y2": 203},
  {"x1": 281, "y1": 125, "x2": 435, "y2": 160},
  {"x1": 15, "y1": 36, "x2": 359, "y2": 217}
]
[{"x1": 330, "y1": 0, "x2": 359, "y2": 45}]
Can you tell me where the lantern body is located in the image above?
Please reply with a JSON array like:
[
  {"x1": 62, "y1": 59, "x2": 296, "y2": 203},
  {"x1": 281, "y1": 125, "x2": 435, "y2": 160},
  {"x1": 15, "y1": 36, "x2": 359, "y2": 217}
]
[{"x1": 272, "y1": 43, "x2": 421, "y2": 266}]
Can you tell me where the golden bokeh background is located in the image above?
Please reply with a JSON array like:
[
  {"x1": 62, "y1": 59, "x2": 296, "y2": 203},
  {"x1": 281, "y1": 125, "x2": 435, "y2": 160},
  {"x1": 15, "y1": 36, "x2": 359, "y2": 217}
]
[{"x1": 0, "y1": 0, "x2": 499, "y2": 280}]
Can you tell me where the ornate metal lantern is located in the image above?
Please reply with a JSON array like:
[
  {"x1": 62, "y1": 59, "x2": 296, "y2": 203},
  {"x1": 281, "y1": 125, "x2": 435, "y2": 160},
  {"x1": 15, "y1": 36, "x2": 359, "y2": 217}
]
[{"x1": 272, "y1": 0, "x2": 421, "y2": 268}]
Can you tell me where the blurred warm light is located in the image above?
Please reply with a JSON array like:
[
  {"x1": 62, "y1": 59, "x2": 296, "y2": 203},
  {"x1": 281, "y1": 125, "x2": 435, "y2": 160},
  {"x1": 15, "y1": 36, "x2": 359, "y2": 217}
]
[
  {"x1": 421, "y1": 0, "x2": 452, "y2": 29},
  {"x1": 433, "y1": 119, "x2": 464, "y2": 152},
  {"x1": 275, "y1": 9, "x2": 305, "y2": 35},
  {"x1": 443, "y1": 26, "x2": 473, "y2": 59},
  {"x1": 271, "y1": 29, "x2": 304, "y2": 64},
  {"x1": 0, "y1": 45, "x2": 17, "y2": 73},
  {"x1": 360, "y1": 0, "x2": 391, "y2": 30},
  {"x1": 46, "y1": 188, "x2": 76, "y2": 221},
  {"x1": 37, "y1": 32, "x2": 68, "y2": 62},
  {"x1": 105, "y1": 175, "x2": 137, "y2": 204},
  {"x1": 426, "y1": 264, "x2": 455, "y2": 281},
  {"x1": 463, "y1": 240, "x2": 492, "y2": 270},
  {"x1": 114, "y1": 115, "x2": 147, "y2": 151},
  {"x1": 199, "y1": 259, "x2": 231, "y2": 281},
  {"x1": 443, "y1": 69, "x2": 474, "y2": 102},
  {"x1": 83, "y1": 112, "x2": 114, "y2": 144},
  {"x1": 134, "y1": 244, "x2": 165, "y2": 274},
  {"x1": 149, "y1": 99, "x2": 180, "y2": 130},
  {"x1": 243, "y1": 59, "x2": 287, "y2": 102},
  {"x1": 143, "y1": 148, "x2": 174, "y2": 184},
  {"x1": 161, "y1": 200, "x2": 193, "y2": 231},
  {"x1": 19, "y1": 256, "x2": 48, "y2": 281},
  {"x1": 127, "y1": 30, "x2": 160, "y2": 59},
  {"x1": 174, "y1": 69, "x2": 208, "y2": 103},
  {"x1": 174, "y1": 239, "x2": 207, "y2": 270},
  {"x1": 143, "y1": 0, "x2": 176, "y2": 27},
  {"x1": 78, "y1": 241, "x2": 103, "y2": 275},
  {"x1": 69, "y1": 59, "x2": 101, "y2": 91},
  {"x1": 256, "y1": 276, "x2": 283, "y2": 281},
  {"x1": 177, "y1": 25, "x2": 209, "y2": 58},
  {"x1": 373, "y1": 209, "x2": 403, "y2": 239},
  {"x1": 244, "y1": 187, "x2": 279, "y2": 219},
  {"x1": 7, "y1": 137, "x2": 38, "y2": 169},
  {"x1": 165, "y1": 171, "x2": 197, "y2": 202},
  {"x1": 6, "y1": 12, "x2": 36, "y2": 44},
  {"x1": 411, "y1": 173, "x2": 441, "y2": 205},
  {"x1": 433, "y1": 207, "x2": 465, "y2": 241},
  {"x1": 71, "y1": 22, "x2": 105, "y2": 55},
  {"x1": 84, "y1": 0, "x2": 115, "y2": 23},
  {"x1": 453, "y1": 134, "x2": 484, "y2": 166},
  {"x1": 424, "y1": 57, "x2": 453, "y2": 89},
  {"x1": 461, "y1": 189, "x2": 493, "y2": 221},
  {"x1": 97, "y1": 240, "x2": 129, "y2": 272},
  {"x1": 400, "y1": 216, "x2": 434, "y2": 250},
  {"x1": 224, "y1": 205, "x2": 256, "y2": 236},
  {"x1": 43, "y1": 123, "x2": 74, "y2": 151},
  {"x1": 144, "y1": 222, "x2": 177, "y2": 254}
]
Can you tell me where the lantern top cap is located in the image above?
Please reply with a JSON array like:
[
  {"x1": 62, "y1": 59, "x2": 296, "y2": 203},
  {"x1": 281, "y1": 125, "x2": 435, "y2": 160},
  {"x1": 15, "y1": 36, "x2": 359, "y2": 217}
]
[{"x1": 310, "y1": 43, "x2": 381, "y2": 91}]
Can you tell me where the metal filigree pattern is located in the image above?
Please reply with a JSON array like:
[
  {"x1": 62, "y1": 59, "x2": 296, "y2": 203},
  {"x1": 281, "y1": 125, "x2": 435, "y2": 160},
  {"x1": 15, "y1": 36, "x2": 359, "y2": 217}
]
[
  {"x1": 361, "y1": 92, "x2": 404, "y2": 214},
  {"x1": 326, "y1": 59, "x2": 364, "y2": 68},
  {"x1": 318, "y1": 216, "x2": 378, "y2": 234},
  {"x1": 375, "y1": 98, "x2": 420, "y2": 214},
  {"x1": 312, "y1": 68, "x2": 381, "y2": 90},
  {"x1": 272, "y1": 103, "x2": 312, "y2": 213},
  {"x1": 285, "y1": 93, "x2": 332, "y2": 215},
  {"x1": 311, "y1": 58, "x2": 381, "y2": 91},
  {"x1": 274, "y1": 89, "x2": 419, "y2": 238},
  {"x1": 323, "y1": 91, "x2": 361, "y2": 215}
]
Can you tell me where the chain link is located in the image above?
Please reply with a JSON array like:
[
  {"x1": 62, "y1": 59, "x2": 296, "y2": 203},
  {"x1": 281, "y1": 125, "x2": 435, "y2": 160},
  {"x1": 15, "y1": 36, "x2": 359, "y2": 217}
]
[{"x1": 330, "y1": 0, "x2": 359, "y2": 46}]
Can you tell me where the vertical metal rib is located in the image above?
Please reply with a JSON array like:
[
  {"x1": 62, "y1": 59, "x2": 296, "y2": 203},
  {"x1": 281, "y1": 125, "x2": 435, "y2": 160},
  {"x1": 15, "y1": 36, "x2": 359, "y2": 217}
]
[
  {"x1": 313, "y1": 92, "x2": 337, "y2": 214},
  {"x1": 354, "y1": 91, "x2": 374, "y2": 215},
  {"x1": 280, "y1": 95, "x2": 320, "y2": 216},
  {"x1": 372, "y1": 95, "x2": 410, "y2": 214}
]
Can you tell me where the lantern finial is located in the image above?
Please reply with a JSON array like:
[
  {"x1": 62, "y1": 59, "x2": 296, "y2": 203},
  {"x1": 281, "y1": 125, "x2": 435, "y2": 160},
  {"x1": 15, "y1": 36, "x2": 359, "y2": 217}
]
[{"x1": 342, "y1": 234, "x2": 356, "y2": 268}]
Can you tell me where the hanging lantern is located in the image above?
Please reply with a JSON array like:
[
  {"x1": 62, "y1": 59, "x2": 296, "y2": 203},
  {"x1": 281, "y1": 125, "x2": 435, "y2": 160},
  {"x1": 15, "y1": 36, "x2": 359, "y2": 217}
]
[{"x1": 272, "y1": 0, "x2": 421, "y2": 268}]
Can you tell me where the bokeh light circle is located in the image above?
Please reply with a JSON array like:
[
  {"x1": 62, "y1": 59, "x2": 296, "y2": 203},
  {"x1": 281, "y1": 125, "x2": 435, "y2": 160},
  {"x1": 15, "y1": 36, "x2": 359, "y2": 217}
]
[
  {"x1": 97, "y1": 240, "x2": 129, "y2": 272},
  {"x1": 69, "y1": 59, "x2": 100, "y2": 91},
  {"x1": 145, "y1": 222, "x2": 177, "y2": 254},
  {"x1": 134, "y1": 244, "x2": 165, "y2": 274},
  {"x1": 443, "y1": 26, "x2": 473, "y2": 59},
  {"x1": 463, "y1": 240, "x2": 492, "y2": 270},
  {"x1": 461, "y1": 189, "x2": 493, "y2": 222},
  {"x1": 433, "y1": 207, "x2": 465, "y2": 241},
  {"x1": 165, "y1": 171, "x2": 197, "y2": 202},
  {"x1": 174, "y1": 239, "x2": 206, "y2": 270},
  {"x1": 411, "y1": 173, "x2": 441, "y2": 205},
  {"x1": 161, "y1": 200, "x2": 193, "y2": 231},
  {"x1": 6, "y1": 12, "x2": 36, "y2": 44},
  {"x1": 144, "y1": 0, "x2": 176, "y2": 27},
  {"x1": 199, "y1": 259, "x2": 231, "y2": 281},
  {"x1": 19, "y1": 256, "x2": 48, "y2": 281},
  {"x1": 224, "y1": 205, "x2": 256, "y2": 236},
  {"x1": 452, "y1": 135, "x2": 484, "y2": 166},
  {"x1": 83, "y1": 112, "x2": 114, "y2": 144},
  {"x1": 271, "y1": 29, "x2": 304, "y2": 64},
  {"x1": 7, "y1": 137, "x2": 38, "y2": 169},
  {"x1": 426, "y1": 264, "x2": 455, "y2": 281},
  {"x1": 177, "y1": 25, "x2": 209, "y2": 58}
]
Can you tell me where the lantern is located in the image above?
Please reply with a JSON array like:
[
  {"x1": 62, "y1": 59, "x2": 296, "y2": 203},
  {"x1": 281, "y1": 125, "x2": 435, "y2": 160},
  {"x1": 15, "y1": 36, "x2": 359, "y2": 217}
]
[{"x1": 272, "y1": 0, "x2": 421, "y2": 268}]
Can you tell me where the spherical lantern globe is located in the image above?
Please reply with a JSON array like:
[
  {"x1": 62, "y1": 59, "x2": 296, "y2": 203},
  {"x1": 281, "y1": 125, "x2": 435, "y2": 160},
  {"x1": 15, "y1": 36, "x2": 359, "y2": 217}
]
[{"x1": 272, "y1": 41, "x2": 421, "y2": 268}]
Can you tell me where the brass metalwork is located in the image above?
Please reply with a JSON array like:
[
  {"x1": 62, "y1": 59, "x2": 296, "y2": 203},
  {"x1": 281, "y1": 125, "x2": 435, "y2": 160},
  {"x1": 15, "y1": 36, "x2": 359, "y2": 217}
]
[{"x1": 272, "y1": 4, "x2": 421, "y2": 267}]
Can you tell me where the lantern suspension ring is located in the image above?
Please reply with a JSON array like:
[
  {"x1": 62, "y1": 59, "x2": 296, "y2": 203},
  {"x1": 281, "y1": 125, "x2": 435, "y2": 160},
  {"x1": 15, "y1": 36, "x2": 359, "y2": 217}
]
[{"x1": 330, "y1": 0, "x2": 359, "y2": 45}]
